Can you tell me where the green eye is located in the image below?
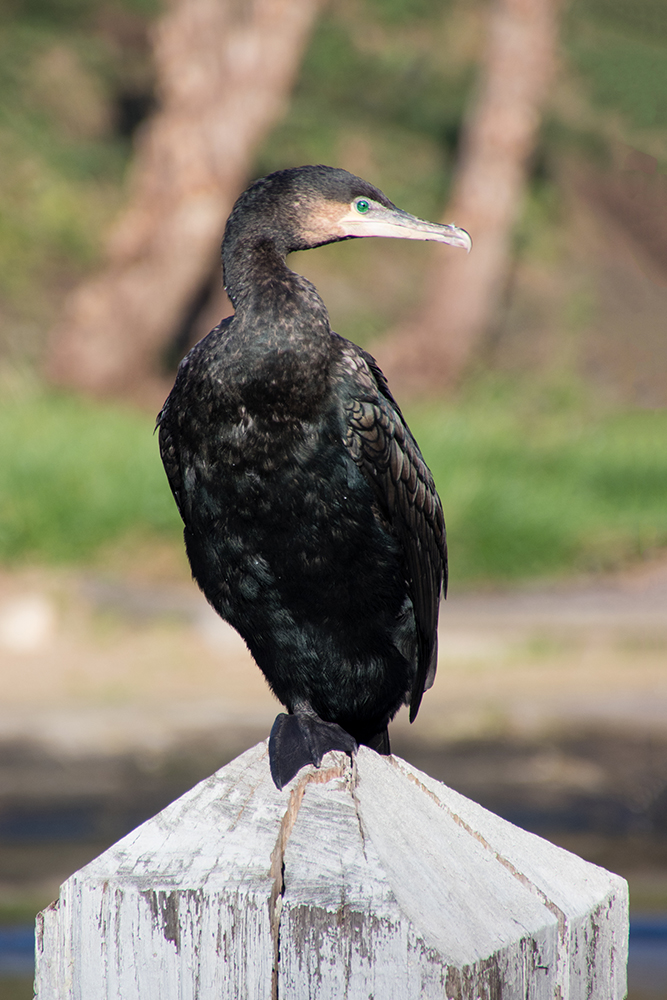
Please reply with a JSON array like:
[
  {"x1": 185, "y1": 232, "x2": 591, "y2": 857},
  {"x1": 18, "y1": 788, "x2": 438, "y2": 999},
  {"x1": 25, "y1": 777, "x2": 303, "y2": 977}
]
[{"x1": 355, "y1": 199, "x2": 370, "y2": 214}]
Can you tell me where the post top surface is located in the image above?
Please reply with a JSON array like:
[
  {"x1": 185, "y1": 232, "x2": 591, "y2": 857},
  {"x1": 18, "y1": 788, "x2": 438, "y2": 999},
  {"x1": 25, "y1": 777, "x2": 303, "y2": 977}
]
[{"x1": 73, "y1": 741, "x2": 625, "y2": 965}]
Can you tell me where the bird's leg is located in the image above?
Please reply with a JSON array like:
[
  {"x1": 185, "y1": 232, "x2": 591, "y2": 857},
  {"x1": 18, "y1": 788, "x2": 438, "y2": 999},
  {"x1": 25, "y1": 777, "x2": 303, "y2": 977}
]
[
  {"x1": 269, "y1": 701, "x2": 357, "y2": 790},
  {"x1": 363, "y1": 728, "x2": 391, "y2": 755}
]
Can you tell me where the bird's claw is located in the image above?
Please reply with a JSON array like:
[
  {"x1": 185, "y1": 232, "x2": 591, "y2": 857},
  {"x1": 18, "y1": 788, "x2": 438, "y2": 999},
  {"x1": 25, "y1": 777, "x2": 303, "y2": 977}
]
[{"x1": 269, "y1": 711, "x2": 357, "y2": 789}]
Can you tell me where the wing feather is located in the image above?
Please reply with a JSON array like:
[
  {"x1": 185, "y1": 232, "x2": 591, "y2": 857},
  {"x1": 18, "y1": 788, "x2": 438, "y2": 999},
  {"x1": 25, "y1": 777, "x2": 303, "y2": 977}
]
[
  {"x1": 338, "y1": 342, "x2": 447, "y2": 721},
  {"x1": 156, "y1": 387, "x2": 187, "y2": 522}
]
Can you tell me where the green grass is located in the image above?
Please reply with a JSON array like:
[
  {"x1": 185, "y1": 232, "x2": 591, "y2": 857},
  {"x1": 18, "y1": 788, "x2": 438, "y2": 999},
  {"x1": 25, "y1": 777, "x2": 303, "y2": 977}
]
[
  {"x1": 0, "y1": 383, "x2": 180, "y2": 563},
  {"x1": 407, "y1": 380, "x2": 667, "y2": 585},
  {"x1": 1, "y1": 378, "x2": 666, "y2": 584},
  {"x1": 0, "y1": 0, "x2": 156, "y2": 351}
]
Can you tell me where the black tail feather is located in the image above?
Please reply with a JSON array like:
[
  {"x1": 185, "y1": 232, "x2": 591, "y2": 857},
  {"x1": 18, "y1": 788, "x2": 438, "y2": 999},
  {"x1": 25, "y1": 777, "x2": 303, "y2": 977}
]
[{"x1": 362, "y1": 728, "x2": 391, "y2": 756}]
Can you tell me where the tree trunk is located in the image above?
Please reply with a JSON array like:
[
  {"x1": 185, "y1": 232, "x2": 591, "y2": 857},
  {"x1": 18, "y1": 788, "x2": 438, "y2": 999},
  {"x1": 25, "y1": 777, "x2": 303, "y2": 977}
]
[
  {"x1": 46, "y1": 0, "x2": 323, "y2": 404},
  {"x1": 378, "y1": 0, "x2": 562, "y2": 395}
]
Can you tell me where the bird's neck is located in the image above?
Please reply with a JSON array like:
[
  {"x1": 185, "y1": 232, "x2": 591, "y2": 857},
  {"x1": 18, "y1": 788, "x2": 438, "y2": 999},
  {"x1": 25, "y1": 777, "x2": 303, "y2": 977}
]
[
  {"x1": 223, "y1": 237, "x2": 330, "y2": 345},
  {"x1": 224, "y1": 238, "x2": 295, "y2": 304},
  {"x1": 220, "y1": 236, "x2": 334, "y2": 417}
]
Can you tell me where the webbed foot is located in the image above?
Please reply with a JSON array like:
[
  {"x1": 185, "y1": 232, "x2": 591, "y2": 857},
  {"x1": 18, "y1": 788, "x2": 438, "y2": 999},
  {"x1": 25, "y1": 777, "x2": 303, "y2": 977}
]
[{"x1": 269, "y1": 711, "x2": 358, "y2": 789}]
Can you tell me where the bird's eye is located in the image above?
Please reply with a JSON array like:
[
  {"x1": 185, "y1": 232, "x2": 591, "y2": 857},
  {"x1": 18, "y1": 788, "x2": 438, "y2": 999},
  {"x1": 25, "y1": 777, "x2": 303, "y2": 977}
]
[{"x1": 355, "y1": 199, "x2": 371, "y2": 214}]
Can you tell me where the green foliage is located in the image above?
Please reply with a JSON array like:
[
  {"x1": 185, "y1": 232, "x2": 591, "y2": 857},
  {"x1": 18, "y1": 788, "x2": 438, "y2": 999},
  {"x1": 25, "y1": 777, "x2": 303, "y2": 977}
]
[
  {"x1": 256, "y1": 0, "x2": 475, "y2": 216},
  {"x1": 0, "y1": 0, "x2": 159, "y2": 29},
  {"x1": 0, "y1": 0, "x2": 154, "y2": 346},
  {"x1": 293, "y1": 10, "x2": 469, "y2": 149},
  {"x1": 0, "y1": 385, "x2": 180, "y2": 564},
  {"x1": 569, "y1": 33, "x2": 667, "y2": 132},
  {"x1": 364, "y1": 0, "x2": 442, "y2": 26},
  {"x1": 573, "y1": 0, "x2": 667, "y2": 44},
  {"x1": 566, "y1": 0, "x2": 667, "y2": 135}
]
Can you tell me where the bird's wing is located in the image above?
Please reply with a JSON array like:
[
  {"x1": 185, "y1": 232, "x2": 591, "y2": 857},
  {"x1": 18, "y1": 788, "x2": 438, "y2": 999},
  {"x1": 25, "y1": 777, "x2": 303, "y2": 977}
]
[
  {"x1": 156, "y1": 351, "x2": 197, "y2": 527},
  {"x1": 156, "y1": 397, "x2": 187, "y2": 522},
  {"x1": 337, "y1": 341, "x2": 447, "y2": 721},
  {"x1": 156, "y1": 318, "x2": 234, "y2": 523}
]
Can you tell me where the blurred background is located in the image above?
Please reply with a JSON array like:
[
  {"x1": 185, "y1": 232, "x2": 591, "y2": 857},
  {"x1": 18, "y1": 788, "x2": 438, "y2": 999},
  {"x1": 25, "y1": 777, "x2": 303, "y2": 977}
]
[{"x1": 0, "y1": 0, "x2": 666, "y2": 995}]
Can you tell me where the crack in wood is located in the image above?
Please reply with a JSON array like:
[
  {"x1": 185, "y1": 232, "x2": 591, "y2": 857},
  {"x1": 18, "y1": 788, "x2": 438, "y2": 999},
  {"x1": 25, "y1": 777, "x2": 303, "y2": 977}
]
[
  {"x1": 350, "y1": 755, "x2": 369, "y2": 861},
  {"x1": 269, "y1": 758, "x2": 348, "y2": 999}
]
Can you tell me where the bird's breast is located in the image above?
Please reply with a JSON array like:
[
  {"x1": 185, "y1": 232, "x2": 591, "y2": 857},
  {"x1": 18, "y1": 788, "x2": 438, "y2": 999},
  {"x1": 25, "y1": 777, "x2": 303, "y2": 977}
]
[{"x1": 196, "y1": 296, "x2": 333, "y2": 423}]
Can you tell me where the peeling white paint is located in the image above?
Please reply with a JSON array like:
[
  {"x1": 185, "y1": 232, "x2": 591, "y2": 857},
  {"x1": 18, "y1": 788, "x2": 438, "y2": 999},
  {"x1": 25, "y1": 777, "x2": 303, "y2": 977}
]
[{"x1": 35, "y1": 743, "x2": 628, "y2": 999}]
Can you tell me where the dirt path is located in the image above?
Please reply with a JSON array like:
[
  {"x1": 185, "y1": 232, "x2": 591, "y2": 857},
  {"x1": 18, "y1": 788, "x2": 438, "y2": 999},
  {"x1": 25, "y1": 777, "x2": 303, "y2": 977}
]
[{"x1": 0, "y1": 556, "x2": 665, "y2": 756}]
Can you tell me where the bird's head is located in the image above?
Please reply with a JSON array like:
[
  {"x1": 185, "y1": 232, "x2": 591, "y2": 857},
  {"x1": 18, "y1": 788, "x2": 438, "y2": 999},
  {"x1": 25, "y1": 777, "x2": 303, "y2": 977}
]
[{"x1": 223, "y1": 165, "x2": 472, "y2": 258}]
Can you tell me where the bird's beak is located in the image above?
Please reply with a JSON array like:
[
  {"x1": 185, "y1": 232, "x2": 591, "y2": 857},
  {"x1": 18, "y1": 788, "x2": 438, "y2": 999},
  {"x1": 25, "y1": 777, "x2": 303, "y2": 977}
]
[{"x1": 338, "y1": 205, "x2": 472, "y2": 252}]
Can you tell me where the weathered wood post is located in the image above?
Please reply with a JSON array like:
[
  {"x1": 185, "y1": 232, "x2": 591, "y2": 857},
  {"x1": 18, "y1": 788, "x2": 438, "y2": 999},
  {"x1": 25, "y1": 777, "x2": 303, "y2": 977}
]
[{"x1": 35, "y1": 743, "x2": 628, "y2": 998}]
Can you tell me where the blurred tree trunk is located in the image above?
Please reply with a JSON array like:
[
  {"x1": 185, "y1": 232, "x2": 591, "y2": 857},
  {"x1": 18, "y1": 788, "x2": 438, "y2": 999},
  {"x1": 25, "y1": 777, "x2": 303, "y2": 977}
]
[
  {"x1": 46, "y1": 0, "x2": 323, "y2": 404},
  {"x1": 378, "y1": 0, "x2": 562, "y2": 395}
]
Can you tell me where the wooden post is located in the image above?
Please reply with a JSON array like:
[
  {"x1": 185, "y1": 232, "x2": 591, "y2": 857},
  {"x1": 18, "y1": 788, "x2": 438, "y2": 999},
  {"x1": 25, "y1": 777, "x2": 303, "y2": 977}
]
[{"x1": 35, "y1": 743, "x2": 628, "y2": 998}]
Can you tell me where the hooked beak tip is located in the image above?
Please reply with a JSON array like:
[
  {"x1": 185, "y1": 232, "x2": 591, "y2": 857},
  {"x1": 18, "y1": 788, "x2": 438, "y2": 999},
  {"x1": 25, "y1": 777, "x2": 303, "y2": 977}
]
[{"x1": 443, "y1": 225, "x2": 472, "y2": 253}]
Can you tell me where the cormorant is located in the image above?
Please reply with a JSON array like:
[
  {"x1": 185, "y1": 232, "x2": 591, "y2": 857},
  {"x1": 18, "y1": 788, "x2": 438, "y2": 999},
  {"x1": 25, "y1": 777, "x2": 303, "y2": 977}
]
[{"x1": 157, "y1": 166, "x2": 471, "y2": 789}]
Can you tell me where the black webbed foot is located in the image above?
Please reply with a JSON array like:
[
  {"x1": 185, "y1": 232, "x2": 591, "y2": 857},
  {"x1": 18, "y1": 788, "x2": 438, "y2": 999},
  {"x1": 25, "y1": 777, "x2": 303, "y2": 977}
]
[{"x1": 269, "y1": 711, "x2": 358, "y2": 789}]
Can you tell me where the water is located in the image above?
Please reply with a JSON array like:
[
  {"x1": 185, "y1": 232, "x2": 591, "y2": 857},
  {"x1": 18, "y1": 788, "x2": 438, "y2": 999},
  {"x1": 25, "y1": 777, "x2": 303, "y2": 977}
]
[
  {"x1": 629, "y1": 917, "x2": 667, "y2": 997},
  {"x1": 0, "y1": 928, "x2": 34, "y2": 977}
]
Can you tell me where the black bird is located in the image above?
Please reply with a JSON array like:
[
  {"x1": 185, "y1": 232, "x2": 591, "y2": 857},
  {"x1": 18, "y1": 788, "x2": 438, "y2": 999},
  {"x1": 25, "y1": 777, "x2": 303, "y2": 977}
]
[{"x1": 157, "y1": 166, "x2": 471, "y2": 789}]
